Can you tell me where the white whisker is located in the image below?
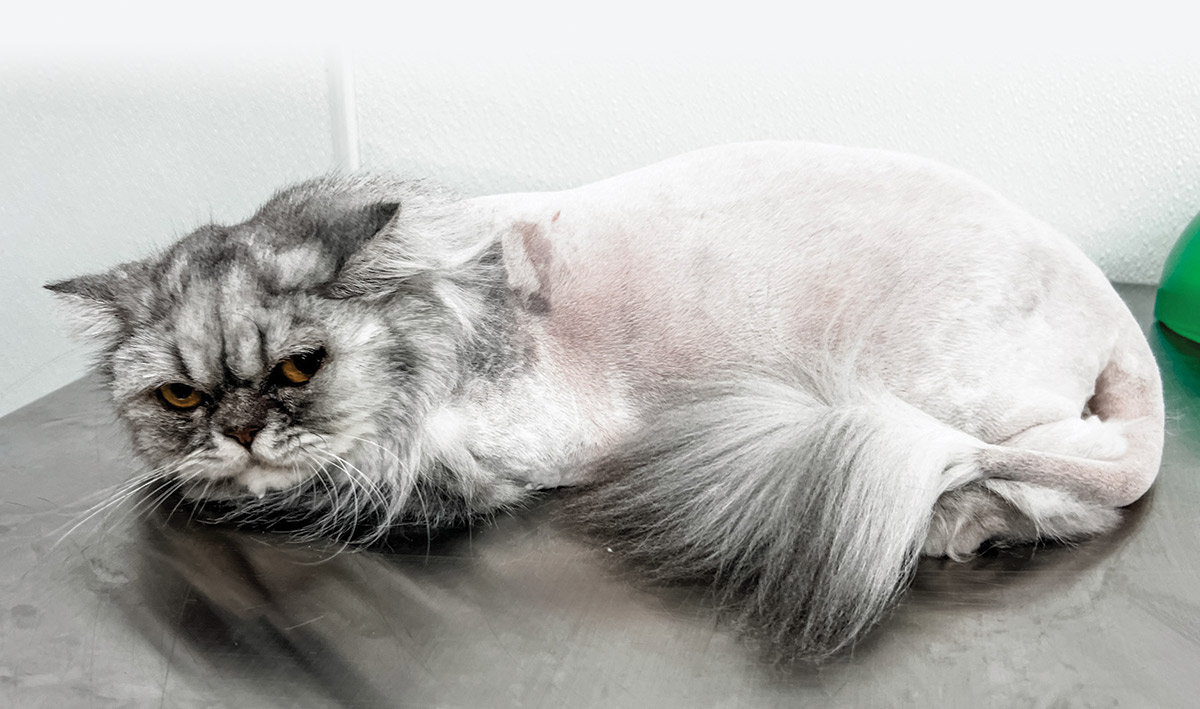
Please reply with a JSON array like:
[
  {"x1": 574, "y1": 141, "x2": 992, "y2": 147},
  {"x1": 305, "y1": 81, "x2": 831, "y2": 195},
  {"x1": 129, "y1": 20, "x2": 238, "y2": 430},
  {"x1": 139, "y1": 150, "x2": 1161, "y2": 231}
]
[
  {"x1": 338, "y1": 433, "x2": 430, "y2": 538},
  {"x1": 50, "y1": 465, "x2": 176, "y2": 547}
]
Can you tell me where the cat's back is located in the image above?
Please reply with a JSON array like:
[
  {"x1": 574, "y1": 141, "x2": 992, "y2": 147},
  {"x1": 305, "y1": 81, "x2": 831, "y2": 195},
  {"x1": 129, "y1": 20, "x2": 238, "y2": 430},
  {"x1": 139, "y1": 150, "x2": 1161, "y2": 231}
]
[
  {"x1": 473, "y1": 141, "x2": 1085, "y2": 279},
  {"x1": 474, "y1": 141, "x2": 1115, "y2": 348}
]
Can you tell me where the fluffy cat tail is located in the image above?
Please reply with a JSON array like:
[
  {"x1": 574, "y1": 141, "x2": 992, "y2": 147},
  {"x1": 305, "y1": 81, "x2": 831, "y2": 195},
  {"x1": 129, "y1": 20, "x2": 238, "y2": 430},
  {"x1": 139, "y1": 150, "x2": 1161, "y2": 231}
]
[
  {"x1": 570, "y1": 353, "x2": 1162, "y2": 661},
  {"x1": 567, "y1": 372, "x2": 990, "y2": 663}
]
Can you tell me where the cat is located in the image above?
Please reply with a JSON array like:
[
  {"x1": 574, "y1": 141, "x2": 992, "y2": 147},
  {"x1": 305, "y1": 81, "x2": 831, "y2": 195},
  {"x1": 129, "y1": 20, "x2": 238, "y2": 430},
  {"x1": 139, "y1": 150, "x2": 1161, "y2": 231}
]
[{"x1": 48, "y1": 142, "x2": 1164, "y2": 662}]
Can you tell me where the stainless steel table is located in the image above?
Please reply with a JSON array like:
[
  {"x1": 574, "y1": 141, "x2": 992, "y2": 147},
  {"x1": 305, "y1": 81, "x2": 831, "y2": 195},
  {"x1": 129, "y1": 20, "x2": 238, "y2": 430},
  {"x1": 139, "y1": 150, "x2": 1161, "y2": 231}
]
[{"x1": 2, "y1": 284, "x2": 1198, "y2": 708}]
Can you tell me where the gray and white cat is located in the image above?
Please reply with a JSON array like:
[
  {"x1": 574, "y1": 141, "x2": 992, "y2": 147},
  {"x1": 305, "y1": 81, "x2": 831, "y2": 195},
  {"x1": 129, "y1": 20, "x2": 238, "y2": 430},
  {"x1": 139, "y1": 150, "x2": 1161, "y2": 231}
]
[{"x1": 49, "y1": 142, "x2": 1164, "y2": 661}]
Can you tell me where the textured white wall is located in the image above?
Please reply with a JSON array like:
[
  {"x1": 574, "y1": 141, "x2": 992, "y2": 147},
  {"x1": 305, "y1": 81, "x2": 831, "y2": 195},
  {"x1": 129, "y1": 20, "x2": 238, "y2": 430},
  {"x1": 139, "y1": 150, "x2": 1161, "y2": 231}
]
[
  {"x1": 355, "y1": 59, "x2": 1200, "y2": 286},
  {"x1": 0, "y1": 56, "x2": 335, "y2": 417}
]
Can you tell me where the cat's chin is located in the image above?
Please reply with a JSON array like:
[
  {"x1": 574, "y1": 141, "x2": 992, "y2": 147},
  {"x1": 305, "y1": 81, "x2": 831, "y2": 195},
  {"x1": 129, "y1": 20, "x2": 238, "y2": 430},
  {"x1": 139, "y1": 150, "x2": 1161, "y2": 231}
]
[{"x1": 179, "y1": 465, "x2": 312, "y2": 501}]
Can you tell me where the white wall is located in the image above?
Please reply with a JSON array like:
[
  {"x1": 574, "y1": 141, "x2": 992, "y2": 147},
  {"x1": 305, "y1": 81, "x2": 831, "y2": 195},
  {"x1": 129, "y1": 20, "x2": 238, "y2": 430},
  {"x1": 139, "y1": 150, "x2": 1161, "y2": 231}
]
[
  {"x1": 3, "y1": 15, "x2": 1199, "y2": 417},
  {"x1": 355, "y1": 59, "x2": 1200, "y2": 285}
]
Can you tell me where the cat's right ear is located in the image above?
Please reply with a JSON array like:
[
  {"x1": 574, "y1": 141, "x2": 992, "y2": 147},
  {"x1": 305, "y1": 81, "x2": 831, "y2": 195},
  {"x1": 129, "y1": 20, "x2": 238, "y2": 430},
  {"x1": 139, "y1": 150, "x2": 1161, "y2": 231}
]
[{"x1": 45, "y1": 272, "x2": 126, "y2": 342}]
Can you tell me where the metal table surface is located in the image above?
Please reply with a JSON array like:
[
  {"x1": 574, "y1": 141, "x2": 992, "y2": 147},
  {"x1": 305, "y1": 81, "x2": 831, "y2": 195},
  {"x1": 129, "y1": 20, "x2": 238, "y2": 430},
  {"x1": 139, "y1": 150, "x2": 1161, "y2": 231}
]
[{"x1": 2, "y1": 283, "x2": 1198, "y2": 708}]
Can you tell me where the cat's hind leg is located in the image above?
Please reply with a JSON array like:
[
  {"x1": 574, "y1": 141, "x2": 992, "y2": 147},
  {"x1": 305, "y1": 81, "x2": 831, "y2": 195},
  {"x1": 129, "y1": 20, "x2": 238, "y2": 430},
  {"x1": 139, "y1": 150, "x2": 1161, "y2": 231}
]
[
  {"x1": 926, "y1": 320, "x2": 1163, "y2": 559},
  {"x1": 975, "y1": 334, "x2": 1164, "y2": 509}
]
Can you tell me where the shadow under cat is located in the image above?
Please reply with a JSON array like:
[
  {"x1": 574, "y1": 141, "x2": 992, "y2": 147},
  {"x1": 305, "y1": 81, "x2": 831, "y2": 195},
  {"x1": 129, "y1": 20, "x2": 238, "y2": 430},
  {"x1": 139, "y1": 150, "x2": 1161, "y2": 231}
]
[{"x1": 109, "y1": 475, "x2": 1153, "y2": 704}]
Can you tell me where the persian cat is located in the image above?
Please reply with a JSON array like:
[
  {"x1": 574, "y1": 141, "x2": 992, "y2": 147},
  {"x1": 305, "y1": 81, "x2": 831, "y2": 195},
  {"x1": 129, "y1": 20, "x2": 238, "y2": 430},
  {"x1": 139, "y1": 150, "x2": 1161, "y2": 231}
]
[{"x1": 49, "y1": 143, "x2": 1164, "y2": 661}]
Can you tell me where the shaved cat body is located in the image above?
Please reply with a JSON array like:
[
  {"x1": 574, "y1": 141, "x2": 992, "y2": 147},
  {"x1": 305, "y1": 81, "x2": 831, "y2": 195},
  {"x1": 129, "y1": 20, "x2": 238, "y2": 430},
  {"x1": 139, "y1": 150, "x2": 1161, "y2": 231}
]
[
  {"x1": 470, "y1": 146, "x2": 1161, "y2": 496},
  {"x1": 50, "y1": 142, "x2": 1164, "y2": 661}
]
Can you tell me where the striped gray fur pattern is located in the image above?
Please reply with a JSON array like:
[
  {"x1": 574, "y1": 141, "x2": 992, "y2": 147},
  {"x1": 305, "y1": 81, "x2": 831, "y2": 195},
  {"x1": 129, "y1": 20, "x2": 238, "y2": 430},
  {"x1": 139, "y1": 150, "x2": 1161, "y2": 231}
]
[
  {"x1": 48, "y1": 143, "x2": 1164, "y2": 662},
  {"x1": 48, "y1": 176, "x2": 526, "y2": 539}
]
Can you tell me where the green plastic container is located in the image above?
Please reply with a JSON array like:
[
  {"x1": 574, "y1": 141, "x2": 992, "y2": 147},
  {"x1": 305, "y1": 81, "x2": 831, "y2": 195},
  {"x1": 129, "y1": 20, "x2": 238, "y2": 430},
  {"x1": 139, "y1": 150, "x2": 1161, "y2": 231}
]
[{"x1": 1156, "y1": 211, "x2": 1200, "y2": 343}]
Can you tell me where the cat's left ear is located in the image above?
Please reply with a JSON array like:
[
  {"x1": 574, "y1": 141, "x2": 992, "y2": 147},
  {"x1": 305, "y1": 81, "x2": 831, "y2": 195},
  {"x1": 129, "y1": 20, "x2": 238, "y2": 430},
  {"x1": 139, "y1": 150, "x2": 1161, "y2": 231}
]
[
  {"x1": 323, "y1": 200, "x2": 449, "y2": 298},
  {"x1": 45, "y1": 267, "x2": 137, "y2": 342}
]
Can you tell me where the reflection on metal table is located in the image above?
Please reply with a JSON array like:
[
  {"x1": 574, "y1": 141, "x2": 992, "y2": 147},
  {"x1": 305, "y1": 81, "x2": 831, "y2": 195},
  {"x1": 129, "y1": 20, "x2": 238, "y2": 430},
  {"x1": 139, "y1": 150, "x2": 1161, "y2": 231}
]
[{"x1": 2, "y1": 283, "x2": 1198, "y2": 707}]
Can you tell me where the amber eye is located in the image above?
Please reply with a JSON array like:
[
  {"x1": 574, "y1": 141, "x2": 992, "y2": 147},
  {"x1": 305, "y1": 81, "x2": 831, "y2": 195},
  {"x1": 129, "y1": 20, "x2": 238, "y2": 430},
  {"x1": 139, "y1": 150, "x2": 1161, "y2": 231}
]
[
  {"x1": 274, "y1": 348, "x2": 325, "y2": 386},
  {"x1": 159, "y1": 383, "x2": 203, "y2": 409}
]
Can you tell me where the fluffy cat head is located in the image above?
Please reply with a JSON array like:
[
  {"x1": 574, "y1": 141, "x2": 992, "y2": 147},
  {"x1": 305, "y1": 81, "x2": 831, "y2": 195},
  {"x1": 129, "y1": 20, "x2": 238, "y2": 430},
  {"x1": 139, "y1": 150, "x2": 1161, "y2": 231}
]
[{"x1": 48, "y1": 176, "x2": 507, "y2": 540}]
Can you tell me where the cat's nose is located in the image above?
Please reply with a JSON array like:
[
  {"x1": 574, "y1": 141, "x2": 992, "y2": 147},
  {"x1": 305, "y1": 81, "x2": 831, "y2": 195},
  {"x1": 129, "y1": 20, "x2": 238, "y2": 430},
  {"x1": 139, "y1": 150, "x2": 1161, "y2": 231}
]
[{"x1": 225, "y1": 426, "x2": 262, "y2": 449}]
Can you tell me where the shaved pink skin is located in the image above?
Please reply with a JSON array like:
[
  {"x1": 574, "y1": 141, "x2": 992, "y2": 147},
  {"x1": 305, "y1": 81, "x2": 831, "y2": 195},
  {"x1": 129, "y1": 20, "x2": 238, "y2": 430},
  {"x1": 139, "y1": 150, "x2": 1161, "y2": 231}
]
[{"x1": 459, "y1": 143, "x2": 1162, "y2": 504}]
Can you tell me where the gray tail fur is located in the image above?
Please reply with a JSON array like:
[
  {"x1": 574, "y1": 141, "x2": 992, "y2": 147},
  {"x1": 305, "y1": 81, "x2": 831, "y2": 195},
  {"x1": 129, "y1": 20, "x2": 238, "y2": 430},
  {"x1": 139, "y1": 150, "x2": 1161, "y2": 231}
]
[{"x1": 567, "y1": 371, "x2": 985, "y2": 662}]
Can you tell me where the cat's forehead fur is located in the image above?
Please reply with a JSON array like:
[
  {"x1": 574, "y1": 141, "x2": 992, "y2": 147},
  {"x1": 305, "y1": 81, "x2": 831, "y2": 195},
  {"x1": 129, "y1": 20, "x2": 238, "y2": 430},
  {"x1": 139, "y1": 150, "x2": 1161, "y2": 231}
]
[
  {"x1": 72, "y1": 176, "x2": 420, "y2": 399},
  {"x1": 159, "y1": 175, "x2": 404, "y2": 298}
]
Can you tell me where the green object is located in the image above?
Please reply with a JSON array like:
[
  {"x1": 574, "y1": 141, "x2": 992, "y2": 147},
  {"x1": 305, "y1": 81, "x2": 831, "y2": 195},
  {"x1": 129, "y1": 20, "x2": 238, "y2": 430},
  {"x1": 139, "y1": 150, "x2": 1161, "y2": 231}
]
[{"x1": 1156, "y1": 210, "x2": 1200, "y2": 343}]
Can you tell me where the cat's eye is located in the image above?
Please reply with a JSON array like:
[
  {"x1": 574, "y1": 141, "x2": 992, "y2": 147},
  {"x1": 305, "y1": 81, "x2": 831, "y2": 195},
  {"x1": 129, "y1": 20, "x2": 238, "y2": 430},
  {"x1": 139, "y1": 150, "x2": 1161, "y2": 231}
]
[
  {"x1": 158, "y1": 383, "x2": 203, "y2": 409},
  {"x1": 274, "y1": 349, "x2": 325, "y2": 386}
]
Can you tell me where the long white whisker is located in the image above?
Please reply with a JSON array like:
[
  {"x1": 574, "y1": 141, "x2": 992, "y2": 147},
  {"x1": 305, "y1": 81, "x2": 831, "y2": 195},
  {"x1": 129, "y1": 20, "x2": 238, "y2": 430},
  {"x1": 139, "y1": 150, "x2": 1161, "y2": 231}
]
[
  {"x1": 299, "y1": 452, "x2": 365, "y2": 555},
  {"x1": 307, "y1": 451, "x2": 363, "y2": 512},
  {"x1": 314, "y1": 449, "x2": 387, "y2": 511},
  {"x1": 135, "y1": 473, "x2": 193, "y2": 522},
  {"x1": 51, "y1": 466, "x2": 175, "y2": 546},
  {"x1": 293, "y1": 452, "x2": 342, "y2": 537},
  {"x1": 338, "y1": 433, "x2": 431, "y2": 538},
  {"x1": 163, "y1": 470, "x2": 204, "y2": 521}
]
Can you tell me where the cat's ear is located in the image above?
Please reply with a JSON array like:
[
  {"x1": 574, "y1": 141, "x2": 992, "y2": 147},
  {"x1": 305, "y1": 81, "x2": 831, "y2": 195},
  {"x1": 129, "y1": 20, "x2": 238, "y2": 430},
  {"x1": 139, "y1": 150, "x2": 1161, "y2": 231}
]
[
  {"x1": 323, "y1": 200, "x2": 432, "y2": 298},
  {"x1": 322, "y1": 195, "x2": 488, "y2": 299},
  {"x1": 315, "y1": 201, "x2": 401, "y2": 253},
  {"x1": 45, "y1": 269, "x2": 131, "y2": 341}
]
